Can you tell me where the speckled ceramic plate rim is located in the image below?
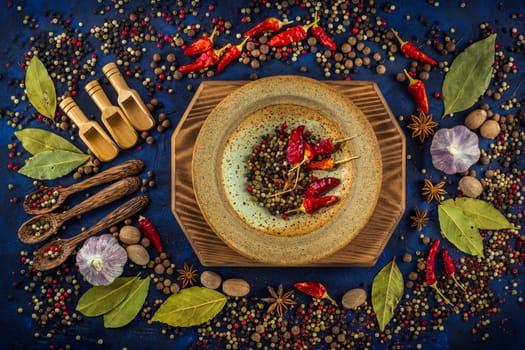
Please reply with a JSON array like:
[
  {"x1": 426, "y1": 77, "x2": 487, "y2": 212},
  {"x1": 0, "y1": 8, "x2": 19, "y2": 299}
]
[{"x1": 192, "y1": 75, "x2": 382, "y2": 265}]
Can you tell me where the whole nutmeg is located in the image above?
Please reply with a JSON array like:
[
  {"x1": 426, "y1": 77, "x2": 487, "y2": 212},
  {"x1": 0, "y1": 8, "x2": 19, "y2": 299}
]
[
  {"x1": 126, "y1": 244, "x2": 150, "y2": 266},
  {"x1": 342, "y1": 288, "x2": 367, "y2": 309},
  {"x1": 119, "y1": 225, "x2": 141, "y2": 245},
  {"x1": 479, "y1": 119, "x2": 500, "y2": 139},
  {"x1": 459, "y1": 175, "x2": 484, "y2": 198},
  {"x1": 222, "y1": 278, "x2": 250, "y2": 297},
  {"x1": 464, "y1": 109, "x2": 487, "y2": 130},
  {"x1": 200, "y1": 271, "x2": 222, "y2": 290}
]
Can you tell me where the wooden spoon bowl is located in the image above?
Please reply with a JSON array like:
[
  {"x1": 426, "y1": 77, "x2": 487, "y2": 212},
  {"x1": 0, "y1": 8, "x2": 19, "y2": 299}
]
[
  {"x1": 23, "y1": 159, "x2": 145, "y2": 215},
  {"x1": 18, "y1": 177, "x2": 141, "y2": 244},
  {"x1": 32, "y1": 195, "x2": 149, "y2": 271}
]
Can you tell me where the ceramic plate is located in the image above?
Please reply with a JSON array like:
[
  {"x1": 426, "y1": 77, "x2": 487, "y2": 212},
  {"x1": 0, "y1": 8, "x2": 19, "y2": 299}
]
[{"x1": 192, "y1": 75, "x2": 382, "y2": 265}]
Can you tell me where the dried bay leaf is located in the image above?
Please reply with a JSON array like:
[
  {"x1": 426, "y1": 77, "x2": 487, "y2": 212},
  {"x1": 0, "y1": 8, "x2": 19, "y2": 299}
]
[
  {"x1": 104, "y1": 276, "x2": 150, "y2": 328},
  {"x1": 15, "y1": 128, "x2": 84, "y2": 155},
  {"x1": 18, "y1": 150, "x2": 89, "y2": 180},
  {"x1": 76, "y1": 276, "x2": 138, "y2": 317},
  {"x1": 152, "y1": 286, "x2": 227, "y2": 327},
  {"x1": 441, "y1": 198, "x2": 512, "y2": 230},
  {"x1": 442, "y1": 34, "x2": 496, "y2": 117},
  {"x1": 25, "y1": 56, "x2": 56, "y2": 119},
  {"x1": 438, "y1": 204, "x2": 484, "y2": 257},
  {"x1": 371, "y1": 258, "x2": 403, "y2": 332}
]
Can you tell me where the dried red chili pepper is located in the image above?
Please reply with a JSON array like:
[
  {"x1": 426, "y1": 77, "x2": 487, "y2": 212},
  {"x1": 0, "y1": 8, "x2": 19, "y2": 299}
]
[
  {"x1": 267, "y1": 17, "x2": 319, "y2": 47},
  {"x1": 243, "y1": 17, "x2": 294, "y2": 37},
  {"x1": 138, "y1": 216, "x2": 163, "y2": 253},
  {"x1": 183, "y1": 26, "x2": 218, "y2": 56},
  {"x1": 306, "y1": 156, "x2": 359, "y2": 170},
  {"x1": 313, "y1": 135, "x2": 355, "y2": 156},
  {"x1": 287, "y1": 196, "x2": 338, "y2": 215},
  {"x1": 391, "y1": 29, "x2": 437, "y2": 66},
  {"x1": 311, "y1": 14, "x2": 337, "y2": 51},
  {"x1": 426, "y1": 240, "x2": 457, "y2": 310},
  {"x1": 294, "y1": 281, "x2": 337, "y2": 305},
  {"x1": 287, "y1": 125, "x2": 306, "y2": 164},
  {"x1": 302, "y1": 177, "x2": 340, "y2": 198},
  {"x1": 178, "y1": 44, "x2": 231, "y2": 73},
  {"x1": 403, "y1": 69, "x2": 429, "y2": 114},
  {"x1": 216, "y1": 36, "x2": 250, "y2": 74},
  {"x1": 442, "y1": 248, "x2": 467, "y2": 293}
]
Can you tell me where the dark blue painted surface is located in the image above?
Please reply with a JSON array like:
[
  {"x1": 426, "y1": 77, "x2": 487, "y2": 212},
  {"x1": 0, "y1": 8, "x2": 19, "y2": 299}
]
[{"x1": 0, "y1": 1, "x2": 524, "y2": 349}]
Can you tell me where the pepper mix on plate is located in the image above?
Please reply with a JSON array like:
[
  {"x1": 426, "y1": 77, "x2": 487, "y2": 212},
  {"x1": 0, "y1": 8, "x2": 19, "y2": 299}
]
[{"x1": 246, "y1": 123, "x2": 356, "y2": 219}]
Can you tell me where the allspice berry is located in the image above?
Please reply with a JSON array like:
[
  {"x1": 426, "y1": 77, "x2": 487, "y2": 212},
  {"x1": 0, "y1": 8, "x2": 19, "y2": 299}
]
[
  {"x1": 464, "y1": 109, "x2": 487, "y2": 130},
  {"x1": 459, "y1": 176, "x2": 484, "y2": 198},
  {"x1": 479, "y1": 119, "x2": 501, "y2": 139}
]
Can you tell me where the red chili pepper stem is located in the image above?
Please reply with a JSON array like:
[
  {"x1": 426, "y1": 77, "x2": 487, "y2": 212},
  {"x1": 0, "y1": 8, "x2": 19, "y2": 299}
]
[
  {"x1": 334, "y1": 135, "x2": 356, "y2": 145},
  {"x1": 429, "y1": 284, "x2": 458, "y2": 312},
  {"x1": 403, "y1": 69, "x2": 417, "y2": 85},
  {"x1": 334, "y1": 155, "x2": 359, "y2": 165},
  {"x1": 451, "y1": 275, "x2": 468, "y2": 293},
  {"x1": 391, "y1": 28, "x2": 408, "y2": 47}
]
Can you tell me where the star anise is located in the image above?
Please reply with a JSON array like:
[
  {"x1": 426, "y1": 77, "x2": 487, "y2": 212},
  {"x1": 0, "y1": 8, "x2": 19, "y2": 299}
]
[
  {"x1": 410, "y1": 207, "x2": 428, "y2": 231},
  {"x1": 176, "y1": 263, "x2": 199, "y2": 288},
  {"x1": 407, "y1": 111, "x2": 438, "y2": 142},
  {"x1": 421, "y1": 179, "x2": 447, "y2": 202},
  {"x1": 261, "y1": 284, "x2": 296, "y2": 318}
]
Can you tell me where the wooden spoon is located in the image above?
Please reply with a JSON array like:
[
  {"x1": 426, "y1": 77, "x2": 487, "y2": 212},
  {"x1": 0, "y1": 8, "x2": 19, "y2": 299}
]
[
  {"x1": 18, "y1": 177, "x2": 141, "y2": 244},
  {"x1": 23, "y1": 159, "x2": 145, "y2": 215},
  {"x1": 32, "y1": 195, "x2": 149, "y2": 271}
]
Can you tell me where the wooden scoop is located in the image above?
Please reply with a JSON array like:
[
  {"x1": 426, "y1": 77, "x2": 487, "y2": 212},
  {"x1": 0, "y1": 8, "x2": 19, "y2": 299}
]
[
  {"x1": 85, "y1": 80, "x2": 138, "y2": 149},
  {"x1": 102, "y1": 62, "x2": 155, "y2": 131},
  {"x1": 23, "y1": 159, "x2": 145, "y2": 215},
  {"x1": 32, "y1": 195, "x2": 150, "y2": 271},
  {"x1": 59, "y1": 96, "x2": 119, "y2": 162},
  {"x1": 18, "y1": 177, "x2": 141, "y2": 244}
]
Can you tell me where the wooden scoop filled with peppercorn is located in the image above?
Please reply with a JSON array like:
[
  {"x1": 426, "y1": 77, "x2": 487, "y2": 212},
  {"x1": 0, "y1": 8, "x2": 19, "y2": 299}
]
[
  {"x1": 32, "y1": 195, "x2": 149, "y2": 271},
  {"x1": 18, "y1": 177, "x2": 141, "y2": 244},
  {"x1": 23, "y1": 160, "x2": 145, "y2": 215}
]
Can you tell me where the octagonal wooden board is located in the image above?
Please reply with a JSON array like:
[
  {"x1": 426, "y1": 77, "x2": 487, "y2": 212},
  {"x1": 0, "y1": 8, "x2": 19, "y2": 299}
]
[{"x1": 171, "y1": 80, "x2": 406, "y2": 266}]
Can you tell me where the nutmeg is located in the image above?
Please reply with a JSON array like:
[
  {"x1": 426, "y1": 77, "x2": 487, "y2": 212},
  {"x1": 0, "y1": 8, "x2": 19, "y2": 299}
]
[
  {"x1": 119, "y1": 225, "x2": 141, "y2": 245},
  {"x1": 459, "y1": 175, "x2": 484, "y2": 198},
  {"x1": 222, "y1": 278, "x2": 250, "y2": 297},
  {"x1": 126, "y1": 244, "x2": 150, "y2": 266},
  {"x1": 464, "y1": 109, "x2": 487, "y2": 130},
  {"x1": 479, "y1": 119, "x2": 500, "y2": 139}
]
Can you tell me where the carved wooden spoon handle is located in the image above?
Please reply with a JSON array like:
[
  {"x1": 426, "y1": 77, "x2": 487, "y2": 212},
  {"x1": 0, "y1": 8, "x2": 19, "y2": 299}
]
[
  {"x1": 68, "y1": 195, "x2": 149, "y2": 246},
  {"x1": 61, "y1": 160, "x2": 145, "y2": 195},
  {"x1": 57, "y1": 177, "x2": 141, "y2": 222}
]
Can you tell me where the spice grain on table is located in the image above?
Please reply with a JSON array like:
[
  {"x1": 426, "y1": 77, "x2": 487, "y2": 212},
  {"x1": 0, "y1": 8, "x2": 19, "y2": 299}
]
[{"x1": 1, "y1": 0, "x2": 525, "y2": 349}]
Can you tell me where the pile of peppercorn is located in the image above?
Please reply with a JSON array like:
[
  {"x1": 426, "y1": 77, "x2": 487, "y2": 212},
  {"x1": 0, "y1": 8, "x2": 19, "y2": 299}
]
[{"x1": 246, "y1": 122, "x2": 354, "y2": 219}]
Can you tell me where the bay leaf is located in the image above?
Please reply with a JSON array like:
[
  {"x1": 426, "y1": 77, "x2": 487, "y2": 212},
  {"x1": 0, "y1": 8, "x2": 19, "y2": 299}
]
[
  {"x1": 442, "y1": 34, "x2": 496, "y2": 117},
  {"x1": 441, "y1": 198, "x2": 512, "y2": 230},
  {"x1": 25, "y1": 56, "x2": 56, "y2": 119},
  {"x1": 438, "y1": 204, "x2": 485, "y2": 256},
  {"x1": 76, "y1": 276, "x2": 138, "y2": 317},
  {"x1": 371, "y1": 258, "x2": 403, "y2": 332},
  {"x1": 104, "y1": 276, "x2": 150, "y2": 328},
  {"x1": 152, "y1": 286, "x2": 227, "y2": 327},
  {"x1": 15, "y1": 128, "x2": 84, "y2": 155},
  {"x1": 18, "y1": 150, "x2": 89, "y2": 180}
]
